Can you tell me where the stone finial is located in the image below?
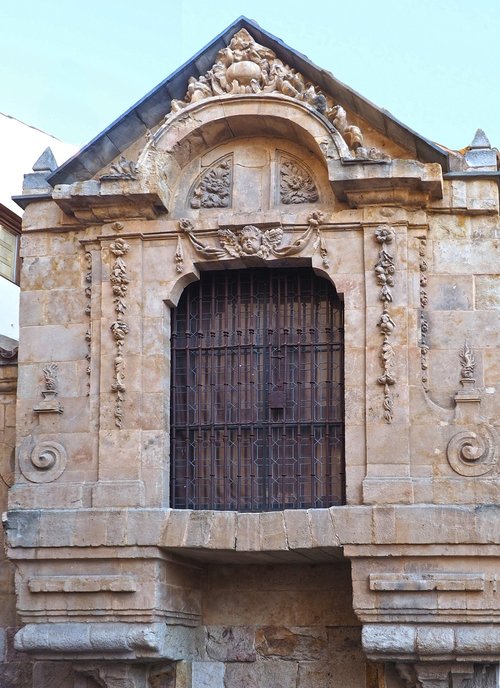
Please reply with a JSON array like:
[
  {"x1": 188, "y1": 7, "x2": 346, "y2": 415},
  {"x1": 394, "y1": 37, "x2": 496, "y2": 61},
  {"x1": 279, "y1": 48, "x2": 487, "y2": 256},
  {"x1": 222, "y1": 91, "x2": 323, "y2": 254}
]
[
  {"x1": 22, "y1": 146, "x2": 59, "y2": 194},
  {"x1": 464, "y1": 129, "x2": 497, "y2": 169},
  {"x1": 453, "y1": 340, "x2": 481, "y2": 423},
  {"x1": 468, "y1": 128, "x2": 491, "y2": 149},
  {"x1": 32, "y1": 147, "x2": 58, "y2": 172}
]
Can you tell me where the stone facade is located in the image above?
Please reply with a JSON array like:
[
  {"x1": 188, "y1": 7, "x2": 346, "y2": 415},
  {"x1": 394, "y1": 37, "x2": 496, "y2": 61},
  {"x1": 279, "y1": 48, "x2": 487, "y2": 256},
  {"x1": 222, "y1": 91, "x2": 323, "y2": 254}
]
[{"x1": 1, "y1": 17, "x2": 499, "y2": 688}]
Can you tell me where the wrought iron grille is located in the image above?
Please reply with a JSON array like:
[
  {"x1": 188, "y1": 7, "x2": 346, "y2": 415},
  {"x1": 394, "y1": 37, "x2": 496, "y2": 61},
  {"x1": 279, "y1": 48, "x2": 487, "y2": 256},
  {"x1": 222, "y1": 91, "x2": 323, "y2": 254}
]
[{"x1": 171, "y1": 268, "x2": 344, "y2": 511}]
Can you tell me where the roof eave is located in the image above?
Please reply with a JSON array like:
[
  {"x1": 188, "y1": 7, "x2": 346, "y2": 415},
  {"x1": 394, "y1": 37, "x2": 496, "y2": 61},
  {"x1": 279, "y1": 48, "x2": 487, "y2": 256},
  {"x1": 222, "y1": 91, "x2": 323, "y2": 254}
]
[{"x1": 47, "y1": 16, "x2": 450, "y2": 187}]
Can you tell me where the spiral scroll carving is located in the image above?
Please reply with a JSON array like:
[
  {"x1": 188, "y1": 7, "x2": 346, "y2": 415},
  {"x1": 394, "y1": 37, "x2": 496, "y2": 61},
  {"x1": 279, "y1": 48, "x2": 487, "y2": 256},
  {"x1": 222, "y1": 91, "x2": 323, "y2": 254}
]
[
  {"x1": 19, "y1": 438, "x2": 68, "y2": 483},
  {"x1": 446, "y1": 425, "x2": 497, "y2": 477}
]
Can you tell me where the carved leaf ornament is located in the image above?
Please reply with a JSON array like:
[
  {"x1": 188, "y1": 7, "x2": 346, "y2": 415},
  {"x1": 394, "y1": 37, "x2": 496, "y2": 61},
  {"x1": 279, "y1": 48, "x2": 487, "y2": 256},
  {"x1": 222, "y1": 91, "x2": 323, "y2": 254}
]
[
  {"x1": 190, "y1": 157, "x2": 232, "y2": 209},
  {"x1": 280, "y1": 157, "x2": 319, "y2": 204}
]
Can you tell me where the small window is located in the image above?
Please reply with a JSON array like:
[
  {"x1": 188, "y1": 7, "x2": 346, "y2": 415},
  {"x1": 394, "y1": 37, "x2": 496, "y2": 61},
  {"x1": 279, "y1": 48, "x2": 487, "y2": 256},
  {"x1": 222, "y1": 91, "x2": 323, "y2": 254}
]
[
  {"x1": 0, "y1": 221, "x2": 20, "y2": 284},
  {"x1": 171, "y1": 268, "x2": 344, "y2": 511}
]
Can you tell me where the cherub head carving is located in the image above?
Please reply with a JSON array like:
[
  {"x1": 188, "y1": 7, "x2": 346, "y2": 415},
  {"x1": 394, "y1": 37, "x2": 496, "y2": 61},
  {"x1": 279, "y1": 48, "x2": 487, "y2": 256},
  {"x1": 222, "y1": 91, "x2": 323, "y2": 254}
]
[{"x1": 239, "y1": 225, "x2": 262, "y2": 255}]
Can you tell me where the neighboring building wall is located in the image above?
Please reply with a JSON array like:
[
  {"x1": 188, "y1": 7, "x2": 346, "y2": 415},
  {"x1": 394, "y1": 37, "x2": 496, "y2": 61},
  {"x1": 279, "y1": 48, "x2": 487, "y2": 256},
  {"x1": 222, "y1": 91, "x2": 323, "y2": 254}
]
[
  {"x1": 0, "y1": 112, "x2": 77, "y2": 341},
  {"x1": 0, "y1": 349, "x2": 29, "y2": 686}
]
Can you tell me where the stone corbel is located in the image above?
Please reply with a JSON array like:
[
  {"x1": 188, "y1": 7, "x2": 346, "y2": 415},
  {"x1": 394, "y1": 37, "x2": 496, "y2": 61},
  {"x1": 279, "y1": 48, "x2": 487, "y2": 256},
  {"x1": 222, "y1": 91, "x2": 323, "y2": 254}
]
[
  {"x1": 364, "y1": 623, "x2": 500, "y2": 688},
  {"x1": 363, "y1": 623, "x2": 500, "y2": 664},
  {"x1": 395, "y1": 662, "x2": 475, "y2": 688},
  {"x1": 15, "y1": 621, "x2": 196, "y2": 662},
  {"x1": 328, "y1": 158, "x2": 443, "y2": 208},
  {"x1": 52, "y1": 178, "x2": 167, "y2": 223}
]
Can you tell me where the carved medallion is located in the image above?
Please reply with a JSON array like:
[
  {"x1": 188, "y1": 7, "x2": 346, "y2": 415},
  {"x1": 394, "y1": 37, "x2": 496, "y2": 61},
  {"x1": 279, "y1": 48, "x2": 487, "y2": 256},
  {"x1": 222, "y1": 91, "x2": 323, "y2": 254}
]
[
  {"x1": 447, "y1": 425, "x2": 497, "y2": 477},
  {"x1": 190, "y1": 156, "x2": 232, "y2": 209},
  {"x1": 280, "y1": 156, "x2": 319, "y2": 204}
]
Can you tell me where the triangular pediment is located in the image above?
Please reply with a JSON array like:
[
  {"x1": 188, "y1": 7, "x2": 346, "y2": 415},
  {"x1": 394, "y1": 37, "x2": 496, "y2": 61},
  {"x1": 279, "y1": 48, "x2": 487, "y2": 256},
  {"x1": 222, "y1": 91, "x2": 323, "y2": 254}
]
[{"x1": 47, "y1": 17, "x2": 449, "y2": 187}]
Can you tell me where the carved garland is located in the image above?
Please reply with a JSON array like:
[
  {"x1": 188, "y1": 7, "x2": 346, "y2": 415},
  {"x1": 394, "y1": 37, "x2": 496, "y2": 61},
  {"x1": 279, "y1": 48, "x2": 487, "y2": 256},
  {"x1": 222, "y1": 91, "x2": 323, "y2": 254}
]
[
  {"x1": 374, "y1": 225, "x2": 396, "y2": 423},
  {"x1": 177, "y1": 211, "x2": 329, "y2": 268},
  {"x1": 109, "y1": 238, "x2": 130, "y2": 428},
  {"x1": 418, "y1": 237, "x2": 429, "y2": 392},
  {"x1": 84, "y1": 250, "x2": 92, "y2": 395}
]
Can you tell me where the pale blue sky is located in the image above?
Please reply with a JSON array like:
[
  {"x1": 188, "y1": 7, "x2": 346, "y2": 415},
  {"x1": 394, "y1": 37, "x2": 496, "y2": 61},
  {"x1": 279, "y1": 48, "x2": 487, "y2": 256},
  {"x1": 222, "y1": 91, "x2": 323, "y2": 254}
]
[{"x1": 2, "y1": 0, "x2": 499, "y2": 153}]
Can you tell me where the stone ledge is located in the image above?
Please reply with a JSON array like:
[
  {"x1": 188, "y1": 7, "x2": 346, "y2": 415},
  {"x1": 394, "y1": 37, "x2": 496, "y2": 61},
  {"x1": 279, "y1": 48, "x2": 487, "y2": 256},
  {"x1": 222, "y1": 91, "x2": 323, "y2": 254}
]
[
  {"x1": 362, "y1": 623, "x2": 500, "y2": 662},
  {"x1": 329, "y1": 158, "x2": 443, "y2": 207},
  {"x1": 5, "y1": 505, "x2": 500, "y2": 552},
  {"x1": 14, "y1": 622, "x2": 196, "y2": 661},
  {"x1": 369, "y1": 573, "x2": 485, "y2": 592},
  {"x1": 28, "y1": 575, "x2": 137, "y2": 594}
]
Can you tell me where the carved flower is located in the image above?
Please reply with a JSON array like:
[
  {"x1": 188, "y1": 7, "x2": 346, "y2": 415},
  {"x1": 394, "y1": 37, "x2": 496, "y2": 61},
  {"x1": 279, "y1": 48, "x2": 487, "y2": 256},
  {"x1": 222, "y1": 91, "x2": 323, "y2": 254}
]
[
  {"x1": 374, "y1": 225, "x2": 393, "y2": 244},
  {"x1": 280, "y1": 160, "x2": 319, "y2": 204},
  {"x1": 191, "y1": 161, "x2": 231, "y2": 209},
  {"x1": 110, "y1": 239, "x2": 129, "y2": 256}
]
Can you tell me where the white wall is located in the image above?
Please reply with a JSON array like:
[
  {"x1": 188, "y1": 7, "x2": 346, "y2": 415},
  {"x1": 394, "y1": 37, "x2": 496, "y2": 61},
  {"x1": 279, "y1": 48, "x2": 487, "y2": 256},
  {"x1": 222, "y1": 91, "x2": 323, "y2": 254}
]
[
  {"x1": 0, "y1": 112, "x2": 78, "y2": 339},
  {"x1": 0, "y1": 279, "x2": 19, "y2": 339}
]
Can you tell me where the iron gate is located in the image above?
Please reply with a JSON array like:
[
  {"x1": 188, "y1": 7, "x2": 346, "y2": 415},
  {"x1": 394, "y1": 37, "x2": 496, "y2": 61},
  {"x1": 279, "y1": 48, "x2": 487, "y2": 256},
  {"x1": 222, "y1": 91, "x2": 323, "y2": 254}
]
[{"x1": 170, "y1": 268, "x2": 344, "y2": 511}]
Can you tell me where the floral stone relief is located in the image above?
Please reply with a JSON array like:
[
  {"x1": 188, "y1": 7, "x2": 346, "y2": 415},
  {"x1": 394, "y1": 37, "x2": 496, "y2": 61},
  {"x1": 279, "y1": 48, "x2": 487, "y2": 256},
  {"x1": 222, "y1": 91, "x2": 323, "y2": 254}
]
[
  {"x1": 109, "y1": 238, "x2": 130, "y2": 429},
  {"x1": 279, "y1": 156, "x2": 319, "y2": 204},
  {"x1": 190, "y1": 156, "x2": 232, "y2": 209}
]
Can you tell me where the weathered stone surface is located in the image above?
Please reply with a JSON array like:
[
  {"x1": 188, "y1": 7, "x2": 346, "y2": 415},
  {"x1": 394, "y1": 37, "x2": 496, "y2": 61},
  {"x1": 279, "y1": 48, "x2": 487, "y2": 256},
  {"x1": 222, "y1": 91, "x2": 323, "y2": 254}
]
[
  {"x1": 206, "y1": 626, "x2": 256, "y2": 662},
  {"x1": 255, "y1": 626, "x2": 326, "y2": 660},
  {"x1": 0, "y1": 662, "x2": 33, "y2": 688},
  {"x1": 191, "y1": 661, "x2": 225, "y2": 688},
  {"x1": 32, "y1": 662, "x2": 74, "y2": 688},
  {"x1": 224, "y1": 659, "x2": 299, "y2": 688}
]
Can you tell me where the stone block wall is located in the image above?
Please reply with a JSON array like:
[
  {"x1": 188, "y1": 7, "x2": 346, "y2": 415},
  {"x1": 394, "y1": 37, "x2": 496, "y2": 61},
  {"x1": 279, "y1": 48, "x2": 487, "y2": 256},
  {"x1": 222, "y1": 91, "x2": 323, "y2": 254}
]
[{"x1": 197, "y1": 562, "x2": 365, "y2": 688}]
